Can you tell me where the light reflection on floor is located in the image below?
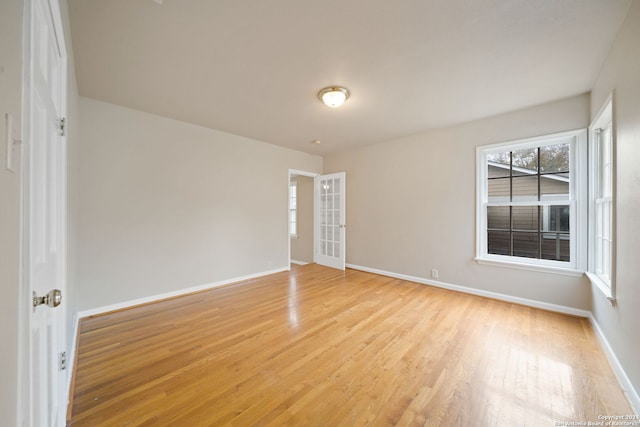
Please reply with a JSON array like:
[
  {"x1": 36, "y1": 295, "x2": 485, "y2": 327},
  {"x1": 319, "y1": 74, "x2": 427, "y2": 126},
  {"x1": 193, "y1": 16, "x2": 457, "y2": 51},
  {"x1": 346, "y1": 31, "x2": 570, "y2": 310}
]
[
  {"x1": 288, "y1": 275, "x2": 299, "y2": 328},
  {"x1": 482, "y1": 342, "x2": 577, "y2": 424}
]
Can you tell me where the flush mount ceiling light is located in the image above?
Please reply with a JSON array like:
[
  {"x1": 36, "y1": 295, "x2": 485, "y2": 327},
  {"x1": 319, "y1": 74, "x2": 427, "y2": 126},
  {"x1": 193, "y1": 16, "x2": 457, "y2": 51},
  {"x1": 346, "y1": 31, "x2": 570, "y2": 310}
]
[{"x1": 318, "y1": 86, "x2": 350, "y2": 108}]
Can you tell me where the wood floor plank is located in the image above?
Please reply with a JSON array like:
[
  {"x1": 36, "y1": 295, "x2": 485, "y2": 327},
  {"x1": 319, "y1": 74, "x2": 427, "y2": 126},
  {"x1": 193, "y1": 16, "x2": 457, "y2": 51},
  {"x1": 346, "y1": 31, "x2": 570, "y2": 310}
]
[{"x1": 69, "y1": 264, "x2": 633, "y2": 426}]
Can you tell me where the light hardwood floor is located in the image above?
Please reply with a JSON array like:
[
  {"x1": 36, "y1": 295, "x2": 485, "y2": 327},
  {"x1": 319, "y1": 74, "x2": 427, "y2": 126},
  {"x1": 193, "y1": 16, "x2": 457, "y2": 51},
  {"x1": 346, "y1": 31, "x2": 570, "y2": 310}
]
[{"x1": 69, "y1": 264, "x2": 632, "y2": 426}]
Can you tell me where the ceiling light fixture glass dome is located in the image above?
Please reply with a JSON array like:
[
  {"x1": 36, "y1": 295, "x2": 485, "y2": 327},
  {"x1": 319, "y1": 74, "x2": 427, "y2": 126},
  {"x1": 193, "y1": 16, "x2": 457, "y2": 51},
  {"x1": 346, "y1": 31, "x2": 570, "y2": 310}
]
[{"x1": 318, "y1": 86, "x2": 350, "y2": 108}]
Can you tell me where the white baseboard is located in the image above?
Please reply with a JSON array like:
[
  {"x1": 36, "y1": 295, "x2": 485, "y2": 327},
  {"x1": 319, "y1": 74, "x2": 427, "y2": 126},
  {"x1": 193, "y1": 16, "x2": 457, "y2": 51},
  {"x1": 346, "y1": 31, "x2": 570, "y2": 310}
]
[
  {"x1": 589, "y1": 314, "x2": 640, "y2": 415},
  {"x1": 76, "y1": 267, "x2": 289, "y2": 319},
  {"x1": 290, "y1": 259, "x2": 309, "y2": 266},
  {"x1": 346, "y1": 263, "x2": 591, "y2": 317}
]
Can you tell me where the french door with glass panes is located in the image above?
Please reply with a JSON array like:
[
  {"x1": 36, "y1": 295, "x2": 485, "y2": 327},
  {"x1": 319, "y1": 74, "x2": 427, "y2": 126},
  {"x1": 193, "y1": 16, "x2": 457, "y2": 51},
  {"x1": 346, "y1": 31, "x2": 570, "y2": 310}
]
[{"x1": 315, "y1": 173, "x2": 346, "y2": 270}]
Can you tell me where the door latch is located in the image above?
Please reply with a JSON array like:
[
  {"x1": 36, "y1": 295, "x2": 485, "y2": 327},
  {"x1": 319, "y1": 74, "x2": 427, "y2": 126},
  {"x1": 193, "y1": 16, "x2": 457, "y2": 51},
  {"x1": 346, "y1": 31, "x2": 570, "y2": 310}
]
[{"x1": 33, "y1": 289, "x2": 62, "y2": 310}]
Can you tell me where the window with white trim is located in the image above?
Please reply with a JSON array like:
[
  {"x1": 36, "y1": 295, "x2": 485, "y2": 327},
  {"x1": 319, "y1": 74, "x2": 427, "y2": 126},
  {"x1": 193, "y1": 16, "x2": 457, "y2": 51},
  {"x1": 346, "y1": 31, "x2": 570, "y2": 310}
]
[
  {"x1": 587, "y1": 98, "x2": 614, "y2": 299},
  {"x1": 476, "y1": 130, "x2": 587, "y2": 275},
  {"x1": 289, "y1": 180, "x2": 297, "y2": 237}
]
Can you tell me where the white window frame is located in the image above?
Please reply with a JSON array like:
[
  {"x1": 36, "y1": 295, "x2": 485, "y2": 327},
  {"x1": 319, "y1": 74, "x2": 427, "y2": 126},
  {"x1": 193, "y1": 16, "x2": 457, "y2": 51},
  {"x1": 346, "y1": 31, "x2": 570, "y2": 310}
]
[
  {"x1": 289, "y1": 180, "x2": 298, "y2": 238},
  {"x1": 587, "y1": 96, "x2": 615, "y2": 302},
  {"x1": 475, "y1": 129, "x2": 587, "y2": 276}
]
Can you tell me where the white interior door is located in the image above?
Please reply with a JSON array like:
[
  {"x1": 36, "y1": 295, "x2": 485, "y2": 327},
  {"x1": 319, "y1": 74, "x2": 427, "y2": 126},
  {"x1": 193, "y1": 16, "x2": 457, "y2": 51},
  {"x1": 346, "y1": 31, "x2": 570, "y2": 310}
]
[
  {"x1": 315, "y1": 172, "x2": 346, "y2": 270},
  {"x1": 26, "y1": 0, "x2": 67, "y2": 425}
]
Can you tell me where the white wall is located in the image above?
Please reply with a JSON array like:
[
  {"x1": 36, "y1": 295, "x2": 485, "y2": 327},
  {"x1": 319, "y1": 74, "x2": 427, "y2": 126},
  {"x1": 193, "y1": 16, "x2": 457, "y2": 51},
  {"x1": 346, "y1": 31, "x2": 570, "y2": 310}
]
[
  {"x1": 590, "y1": 0, "x2": 640, "y2": 407},
  {"x1": 77, "y1": 98, "x2": 322, "y2": 311},
  {"x1": 324, "y1": 93, "x2": 591, "y2": 310},
  {"x1": 0, "y1": 1, "x2": 24, "y2": 424}
]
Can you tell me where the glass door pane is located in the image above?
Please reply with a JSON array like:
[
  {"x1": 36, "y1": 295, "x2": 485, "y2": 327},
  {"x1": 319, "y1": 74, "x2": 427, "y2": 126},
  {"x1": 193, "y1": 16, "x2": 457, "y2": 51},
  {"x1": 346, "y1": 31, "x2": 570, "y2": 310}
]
[{"x1": 315, "y1": 173, "x2": 346, "y2": 270}]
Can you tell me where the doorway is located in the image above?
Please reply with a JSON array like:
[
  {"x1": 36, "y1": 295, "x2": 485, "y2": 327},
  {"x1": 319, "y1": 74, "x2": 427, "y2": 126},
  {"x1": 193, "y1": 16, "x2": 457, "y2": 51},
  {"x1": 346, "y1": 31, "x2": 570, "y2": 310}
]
[
  {"x1": 289, "y1": 170, "x2": 316, "y2": 266},
  {"x1": 287, "y1": 170, "x2": 347, "y2": 271}
]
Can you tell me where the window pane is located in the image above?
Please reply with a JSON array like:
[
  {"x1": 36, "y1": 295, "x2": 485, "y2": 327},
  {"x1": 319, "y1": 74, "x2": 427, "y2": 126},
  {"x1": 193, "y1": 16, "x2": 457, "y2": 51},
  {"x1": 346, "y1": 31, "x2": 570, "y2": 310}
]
[
  {"x1": 488, "y1": 177, "x2": 510, "y2": 201},
  {"x1": 511, "y1": 148, "x2": 538, "y2": 176},
  {"x1": 540, "y1": 174, "x2": 570, "y2": 199},
  {"x1": 600, "y1": 126, "x2": 612, "y2": 198},
  {"x1": 603, "y1": 201, "x2": 611, "y2": 240},
  {"x1": 488, "y1": 231, "x2": 510, "y2": 255},
  {"x1": 513, "y1": 232, "x2": 539, "y2": 259},
  {"x1": 480, "y1": 132, "x2": 580, "y2": 267},
  {"x1": 543, "y1": 205, "x2": 570, "y2": 232},
  {"x1": 539, "y1": 144, "x2": 570, "y2": 173},
  {"x1": 512, "y1": 176, "x2": 538, "y2": 201},
  {"x1": 487, "y1": 206, "x2": 510, "y2": 230},
  {"x1": 487, "y1": 153, "x2": 510, "y2": 178},
  {"x1": 541, "y1": 234, "x2": 570, "y2": 261},
  {"x1": 512, "y1": 206, "x2": 539, "y2": 231}
]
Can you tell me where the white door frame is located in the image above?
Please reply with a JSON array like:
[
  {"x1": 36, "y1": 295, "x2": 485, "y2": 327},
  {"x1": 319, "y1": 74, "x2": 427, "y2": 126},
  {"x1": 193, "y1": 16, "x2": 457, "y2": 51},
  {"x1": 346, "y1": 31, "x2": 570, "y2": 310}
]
[
  {"x1": 18, "y1": 0, "x2": 68, "y2": 425},
  {"x1": 287, "y1": 169, "x2": 319, "y2": 268}
]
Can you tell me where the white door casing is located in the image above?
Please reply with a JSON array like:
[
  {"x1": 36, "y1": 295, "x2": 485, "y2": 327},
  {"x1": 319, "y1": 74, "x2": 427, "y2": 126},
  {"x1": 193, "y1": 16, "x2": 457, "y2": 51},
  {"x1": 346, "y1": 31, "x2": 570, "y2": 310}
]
[
  {"x1": 21, "y1": 0, "x2": 68, "y2": 425},
  {"x1": 315, "y1": 172, "x2": 346, "y2": 270}
]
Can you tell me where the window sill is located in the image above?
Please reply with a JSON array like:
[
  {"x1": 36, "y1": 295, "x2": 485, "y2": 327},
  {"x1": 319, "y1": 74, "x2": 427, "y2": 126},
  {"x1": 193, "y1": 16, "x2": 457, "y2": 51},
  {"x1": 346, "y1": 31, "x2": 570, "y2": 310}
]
[
  {"x1": 585, "y1": 271, "x2": 615, "y2": 303},
  {"x1": 475, "y1": 257, "x2": 585, "y2": 277}
]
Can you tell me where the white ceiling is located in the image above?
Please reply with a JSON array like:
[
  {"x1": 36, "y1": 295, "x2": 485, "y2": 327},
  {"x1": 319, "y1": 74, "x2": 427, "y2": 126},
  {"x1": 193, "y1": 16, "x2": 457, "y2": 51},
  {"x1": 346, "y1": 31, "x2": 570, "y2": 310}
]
[{"x1": 68, "y1": 0, "x2": 630, "y2": 155}]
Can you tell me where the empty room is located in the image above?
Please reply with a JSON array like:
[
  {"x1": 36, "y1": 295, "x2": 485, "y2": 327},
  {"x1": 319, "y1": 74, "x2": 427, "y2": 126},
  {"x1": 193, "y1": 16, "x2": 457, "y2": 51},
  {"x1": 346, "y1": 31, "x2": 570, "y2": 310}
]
[{"x1": 1, "y1": 0, "x2": 639, "y2": 425}]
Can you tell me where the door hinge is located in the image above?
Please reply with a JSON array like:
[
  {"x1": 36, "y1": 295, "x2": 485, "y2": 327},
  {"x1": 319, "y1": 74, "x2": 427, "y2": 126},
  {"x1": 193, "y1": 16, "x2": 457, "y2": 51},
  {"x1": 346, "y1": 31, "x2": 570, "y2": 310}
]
[
  {"x1": 58, "y1": 117, "x2": 66, "y2": 136},
  {"x1": 59, "y1": 352, "x2": 67, "y2": 371}
]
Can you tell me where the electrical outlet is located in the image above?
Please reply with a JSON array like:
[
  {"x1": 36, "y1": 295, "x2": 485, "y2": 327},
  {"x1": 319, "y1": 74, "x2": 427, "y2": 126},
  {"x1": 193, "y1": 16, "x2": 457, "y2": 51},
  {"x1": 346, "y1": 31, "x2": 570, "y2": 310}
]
[{"x1": 431, "y1": 269, "x2": 439, "y2": 279}]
